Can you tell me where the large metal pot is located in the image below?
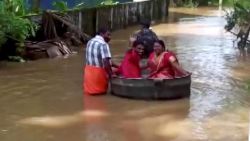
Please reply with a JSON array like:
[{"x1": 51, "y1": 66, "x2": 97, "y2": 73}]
[{"x1": 111, "y1": 75, "x2": 191, "y2": 100}]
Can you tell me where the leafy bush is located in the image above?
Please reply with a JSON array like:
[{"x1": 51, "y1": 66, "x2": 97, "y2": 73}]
[
  {"x1": 0, "y1": 14, "x2": 37, "y2": 45},
  {"x1": 1, "y1": 0, "x2": 26, "y2": 16},
  {"x1": 173, "y1": 0, "x2": 199, "y2": 8},
  {"x1": 0, "y1": 0, "x2": 38, "y2": 59},
  {"x1": 51, "y1": 0, "x2": 118, "y2": 11},
  {"x1": 225, "y1": 0, "x2": 250, "y2": 49},
  {"x1": 183, "y1": 0, "x2": 199, "y2": 8},
  {"x1": 52, "y1": 1, "x2": 69, "y2": 12}
]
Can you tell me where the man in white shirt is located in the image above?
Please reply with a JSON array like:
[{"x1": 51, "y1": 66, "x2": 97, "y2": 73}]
[{"x1": 83, "y1": 28, "x2": 116, "y2": 95}]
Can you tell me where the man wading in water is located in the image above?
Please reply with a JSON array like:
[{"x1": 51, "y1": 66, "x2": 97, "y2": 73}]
[{"x1": 83, "y1": 28, "x2": 118, "y2": 95}]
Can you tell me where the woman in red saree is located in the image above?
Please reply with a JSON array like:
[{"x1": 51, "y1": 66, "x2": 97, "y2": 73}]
[
  {"x1": 116, "y1": 40, "x2": 145, "y2": 78},
  {"x1": 148, "y1": 40, "x2": 189, "y2": 79}
]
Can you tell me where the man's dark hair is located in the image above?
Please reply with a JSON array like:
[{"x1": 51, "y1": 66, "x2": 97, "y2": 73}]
[
  {"x1": 97, "y1": 27, "x2": 109, "y2": 35},
  {"x1": 140, "y1": 19, "x2": 151, "y2": 29}
]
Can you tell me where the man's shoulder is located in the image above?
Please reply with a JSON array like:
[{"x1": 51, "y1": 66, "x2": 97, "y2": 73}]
[
  {"x1": 146, "y1": 29, "x2": 157, "y2": 35},
  {"x1": 138, "y1": 29, "x2": 156, "y2": 36},
  {"x1": 88, "y1": 37, "x2": 108, "y2": 46}
]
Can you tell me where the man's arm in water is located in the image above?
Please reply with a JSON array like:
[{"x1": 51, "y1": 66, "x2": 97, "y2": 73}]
[{"x1": 103, "y1": 58, "x2": 113, "y2": 78}]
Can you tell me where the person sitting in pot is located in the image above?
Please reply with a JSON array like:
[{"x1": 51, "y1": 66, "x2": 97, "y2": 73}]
[
  {"x1": 115, "y1": 40, "x2": 145, "y2": 78},
  {"x1": 147, "y1": 40, "x2": 189, "y2": 79}
]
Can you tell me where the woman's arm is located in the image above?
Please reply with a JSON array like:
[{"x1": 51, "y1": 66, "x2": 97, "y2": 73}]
[{"x1": 169, "y1": 56, "x2": 190, "y2": 76}]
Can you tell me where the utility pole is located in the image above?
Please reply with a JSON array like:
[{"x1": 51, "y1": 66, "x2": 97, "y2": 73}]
[{"x1": 219, "y1": 0, "x2": 223, "y2": 10}]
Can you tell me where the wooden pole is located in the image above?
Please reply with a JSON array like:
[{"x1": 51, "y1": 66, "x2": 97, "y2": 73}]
[
  {"x1": 125, "y1": 4, "x2": 129, "y2": 26},
  {"x1": 162, "y1": 0, "x2": 167, "y2": 21},
  {"x1": 95, "y1": 10, "x2": 99, "y2": 33},
  {"x1": 110, "y1": 7, "x2": 114, "y2": 30},
  {"x1": 78, "y1": 11, "x2": 82, "y2": 31},
  {"x1": 150, "y1": 0, "x2": 153, "y2": 21}
]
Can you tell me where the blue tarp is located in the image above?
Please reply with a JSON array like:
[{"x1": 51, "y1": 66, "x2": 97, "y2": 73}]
[{"x1": 27, "y1": 0, "x2": 133, "y2": 10}]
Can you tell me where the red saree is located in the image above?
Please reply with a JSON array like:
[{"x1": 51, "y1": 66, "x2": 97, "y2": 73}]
[
  {"x1": 148, "y1": 51, "x2": 179, "y2": 79},
  {"x1": 116, "y1": 49, "x2": 141, "y2": 78}
]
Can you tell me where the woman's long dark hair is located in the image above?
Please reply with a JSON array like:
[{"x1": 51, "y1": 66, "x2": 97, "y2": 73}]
[
  {"x1": 127, "y1": 40, "x2": 145, "y2": 53},
  {"x1": 132, "y1": 40, "x2": 145, "y2": 48},
  {"x1": 154, "y1": 40, "x2": 166, "y2": 50}
]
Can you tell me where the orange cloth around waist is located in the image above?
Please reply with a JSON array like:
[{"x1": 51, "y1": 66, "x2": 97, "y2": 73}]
[{"x1": 83, "y1": 65, "x2": 108, "y2": 95}]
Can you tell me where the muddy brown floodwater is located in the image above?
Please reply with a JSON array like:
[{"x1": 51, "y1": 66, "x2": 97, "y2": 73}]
[{"x1": 0, "y1": 7, "x2": 250, "y2": 141}]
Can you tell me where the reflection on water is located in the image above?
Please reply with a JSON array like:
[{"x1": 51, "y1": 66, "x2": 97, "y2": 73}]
[{"x1": 0, "y1": 7, "x2": 250, "y2": 141}]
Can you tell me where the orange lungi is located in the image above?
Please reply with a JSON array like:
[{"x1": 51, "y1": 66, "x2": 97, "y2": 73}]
[{"x1": 83, "y1": 65, "x2": 108, "y2": 95}]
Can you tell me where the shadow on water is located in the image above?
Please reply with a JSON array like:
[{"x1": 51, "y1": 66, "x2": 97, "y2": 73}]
[{"x1": 0, "y1": 7, "x2": 250, "y2": 141}]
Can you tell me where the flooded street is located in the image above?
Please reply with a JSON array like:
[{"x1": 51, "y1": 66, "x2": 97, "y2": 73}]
[{"x1": 0, "y1": 7, "x2": 250, "y2": 141}]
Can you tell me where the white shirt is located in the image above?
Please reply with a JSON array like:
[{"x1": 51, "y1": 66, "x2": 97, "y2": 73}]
[{"x1": 85, "y1": 35, "x2": 111, "y2": 68}]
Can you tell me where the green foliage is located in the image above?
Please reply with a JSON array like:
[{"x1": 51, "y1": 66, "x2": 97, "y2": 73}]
[
  {"x1": 1, "y1": 14, "x2": 37, "y2": 42},
  {"x1": 100, "y1": 0, "x2": 119, "y2": 6},
  {"x1": 52, "y1": 1, "x2": 69, "y2": 12},
  {"x1": 245, "y1": 80, "x2": 250, "y2": 93},
  {"x1": 219, "y1": 0, "x2": 250, "y2": 7},
  {"x1": 51, "y1": 0, "x2": 119, "y2": 12},
  {"x1": 52, "y1": 1, "x2": 89, "y2": 11},
  {"x1": 234, "y1": 1, "x2": 250, "y2": 26},
  {"x1": 0, "y1": 0, "x2": 38, "y2": 58},
  {"x1": 222, "y1": 0, "x2": 235, "y2": 6},
  {"x1": 183, "y1": 0, "x2": 199, "y2": 8},
  {"x1": 8, "y1": 56, "x2": 26, "y2": 62},
  {"x1": 74, "y1": 2, "x2": 87, "y2": 9},
  {"x1": 225, "y1": 10, "x2": 236, "y2": 31},
  {"x1": 0, "y1": 31, "x2": 7, "y2": 48},
  {"x1": 31, "y1": 0, "x2": 42, "y2": 13},
  {"x1": 174, "y1": 0, "x2": 199, "y2": 8},
  {"x1": 225, "y1": 0, "x2": 250, "y2": 31},
  {"x1": 1, "y1": 0, "x2": 27, "y2": 16},
  {"x1": 225, "y1": 0, "x2": 250, "y2": 49},
  {"x1": 207, "y1": 0, "x2": 219, "y2": 6}
]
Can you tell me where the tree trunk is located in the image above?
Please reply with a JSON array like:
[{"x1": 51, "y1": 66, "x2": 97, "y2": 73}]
[{"x1": 242, "y1": 25, "x2": 250, "y2": 48}]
